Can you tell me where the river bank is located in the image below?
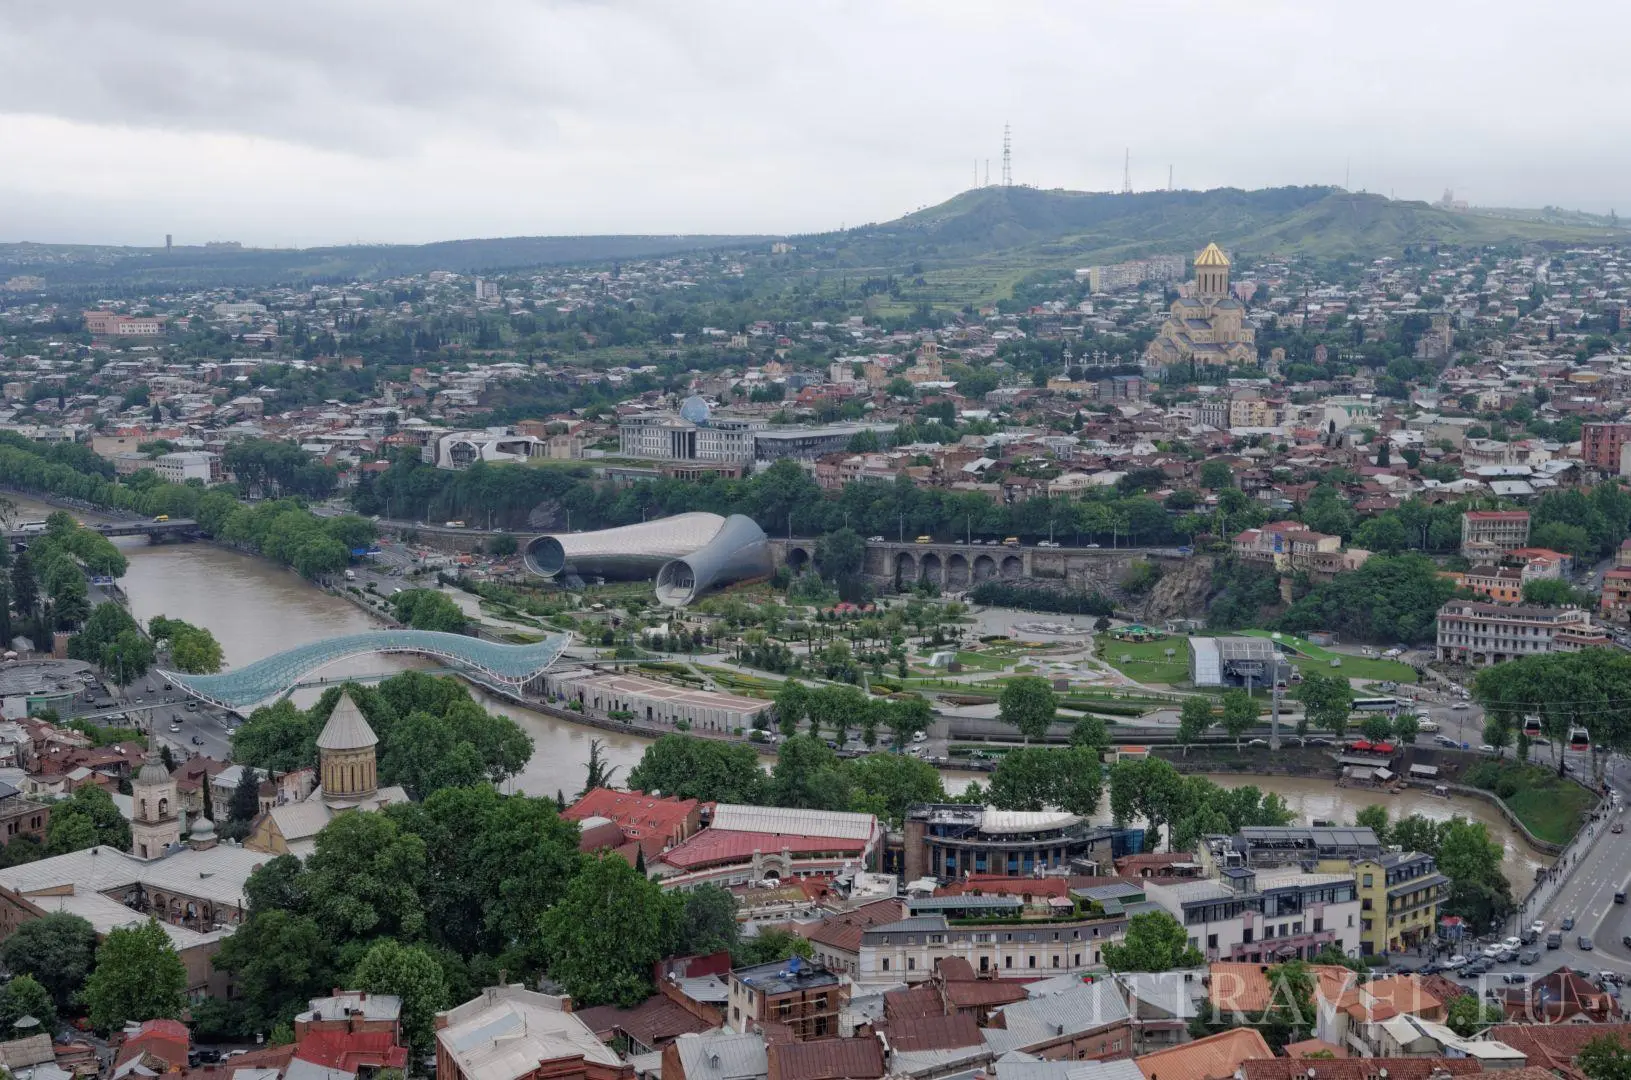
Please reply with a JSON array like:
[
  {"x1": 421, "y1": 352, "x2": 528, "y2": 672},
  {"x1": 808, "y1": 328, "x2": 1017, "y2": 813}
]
[{"x1": 0, "y1": 490, "x2": 1560, "y2": 884}]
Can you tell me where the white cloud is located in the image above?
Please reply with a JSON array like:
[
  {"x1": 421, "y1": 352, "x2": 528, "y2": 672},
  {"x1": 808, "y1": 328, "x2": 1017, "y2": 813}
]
[{"x1": 2, "y1": 0, "x2": 1628, "y2": 245}]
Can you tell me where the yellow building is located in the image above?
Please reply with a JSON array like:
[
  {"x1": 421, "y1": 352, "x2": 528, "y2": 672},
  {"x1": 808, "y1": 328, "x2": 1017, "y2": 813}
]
[
  {"x1": 1143, "y1": 243, "x2": 1257, "y2": 373},
  {"x1": 245, "y1": 692, "x2": 409, "y2": 858},
  {"x1": 1320, "y1": 851, "x2": 1449, "y2": 956}
]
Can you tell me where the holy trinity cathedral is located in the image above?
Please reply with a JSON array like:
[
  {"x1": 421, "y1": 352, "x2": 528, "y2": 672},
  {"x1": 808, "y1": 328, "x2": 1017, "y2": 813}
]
[{"x1": 1142, "y1": 242, "x2": 1258, "y2": 372}]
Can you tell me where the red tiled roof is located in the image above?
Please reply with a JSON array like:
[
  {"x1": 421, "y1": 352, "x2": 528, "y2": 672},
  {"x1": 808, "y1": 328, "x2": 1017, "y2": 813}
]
[
  {"x1": 294, "y1": 1029, "x2": 409, "y2": 1072},
  {"x1": 563, "y1": 788, "x2": 698, "y2": 845},
  {"x1": 115, "y1": 1019, "x2": 190, "y2": 1069},
  {"x1": 1490, "y1": 1022, "x2": 1631, "y2": 1079},
  {"x1": 1240, "y1": 1057, "x2": 1482, "y2": 1080},
  {"x1": 658, "y1": 829, "x2": 865, "y2": 871},
  {"x1": 807, "y1": 900, "x2": 905, "y2": 954},
  {"x1": 886, "y1": 1012, "x2": 983, "y2": 1052},
  {"x1": 1136, "y1": 1027, "x2": 1272, "y2": 1080},
  {"x1": 1282, "y1": 1038, "x2": 1348, "y2": 1059},
  {"x1": 767, "y1": 1038, "x2": 886, "y2": 1080},
  {"x1": 942, "y1": 981, "x2": 1028, "y2": 1010},
  {"x1": 572, "y1": 996, "x2": 714, "y2": 1049}
]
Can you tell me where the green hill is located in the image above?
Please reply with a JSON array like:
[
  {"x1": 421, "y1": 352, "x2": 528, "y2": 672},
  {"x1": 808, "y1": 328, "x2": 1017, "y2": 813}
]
[
  {"x1": 0, "y1": 233, "x2": 770, "y2": 292},
  {"x1": 788, "y1": 185, "x2": 1623, "y2": 307},
  {"x1": 805, "y1": 185, "x2": 1619, "y2": 265}
]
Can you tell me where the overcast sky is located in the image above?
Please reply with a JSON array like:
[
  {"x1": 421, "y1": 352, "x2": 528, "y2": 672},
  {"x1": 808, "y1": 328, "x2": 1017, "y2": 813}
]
[{"x1": 3, "y1": 1, "x2": 1628, "y2": 248}]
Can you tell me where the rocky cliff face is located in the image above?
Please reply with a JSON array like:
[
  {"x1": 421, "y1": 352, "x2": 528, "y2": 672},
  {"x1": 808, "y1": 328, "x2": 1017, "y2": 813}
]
[{"x1": 1138, "y1": 555, "x2": 1215, "y2": 623}]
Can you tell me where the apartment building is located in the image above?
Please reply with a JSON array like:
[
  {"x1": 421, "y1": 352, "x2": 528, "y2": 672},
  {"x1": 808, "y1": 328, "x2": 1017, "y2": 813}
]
[
  {"x1": 1461, "y1": 564, "x2": 1524, "y2": 603},
  {"x1": 854, "y1": 885, "x2": 1147, "y2": 987},
  {"x1": 1582, "y1": 421, "x2": 1631, "y2": 472},
  {"x1": 1435, "y1": 600, "x2": 1593, "y2": 666},
  {"x1": 902, "y1": 806, "x2": 1115, "y2": 881},
  {"x1": 725, "y1": 958, "x2": 846, "y2": 1039},
  {"x1": 1321, "y1": 851, "x2": 1450, "y2": 957},
  {"x1": 1459, "y1": 510, "x2": 1530, "y2": 560},
  {"x1": 1145, "y1": 869, "x2": 1360, "y2": 964},
  {"x1": 1603, "y1": 567, "x2": 1631, "y2": 621}
]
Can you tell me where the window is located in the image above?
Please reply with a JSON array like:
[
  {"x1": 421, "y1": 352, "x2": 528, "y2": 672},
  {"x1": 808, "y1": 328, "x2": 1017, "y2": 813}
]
[
  {"x1": 1207, "y1": 934, "x2": 1218, "y2": 950},
  {"x1": 1348, "y1": 914, "x2": 1355, "y2": 928},
  {"x1": 1028, "y1": 956, "x2": 1037, "y2": 969},
  {"x1": 1313, "y1": 918, "x2": 1323, "y2": 933},
  {"x1": 882, "y1": 958, "x2": 890, "y2": 971},
  {"x1": 1005, "y1": 956, "x2": 1013, "y2": 969},
  {"x1": 1243, "y1": 928, "x2": 1253, "y2": 944},
  {"x1": 907, "y1": 957, "x2": 916, "y2": 971},
  {"x1": 1293, "y1": 921, "x2": 1303, "y2": 935},
  {"x1": 1362, "y1": 874, "x2": 1373, "y2": 887}
]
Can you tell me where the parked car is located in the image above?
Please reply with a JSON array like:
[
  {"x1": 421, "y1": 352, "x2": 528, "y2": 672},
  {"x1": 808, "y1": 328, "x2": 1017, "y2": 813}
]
[
  {"x1": 1451, "y1": 701, "x2": 1470, "y2": 711},
  {"x1": 1435, "y1": 735, "x2": 1458, "y2": 747},
  {"x1": 1614, "y1": 823, "x2": 1624, "y2": 835},
  {"x1": 1445, "y1": 954, "x2": 1470, "y2": 969},
  {"x1": 1503, "y1": 973, "x2": 1529, "y2": 984},
  {"x1": 1531, "y1": 920, "x2": 1547, "y2": 935},
  {"x1": 1519, "y1": 949, "x2": 1541, "y2": 965},
  {"x1": 1502, "y1": 936, "x2": 1522, "y2": 951}
]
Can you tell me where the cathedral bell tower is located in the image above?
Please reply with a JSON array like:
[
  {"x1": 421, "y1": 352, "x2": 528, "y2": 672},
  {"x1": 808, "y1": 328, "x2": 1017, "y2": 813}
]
[
  {"x1": 1194, "y1": 242, "x2": 1231, "y2": 302},
  {"x1": 131, "y1": 736, "x2": 181, "y2": 860}
]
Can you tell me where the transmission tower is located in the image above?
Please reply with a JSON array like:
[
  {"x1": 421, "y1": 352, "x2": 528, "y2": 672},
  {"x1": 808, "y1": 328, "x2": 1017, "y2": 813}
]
[
  {"x1": 1168, "y1": 164, "x2": 1173, "y2": 192},
  {"x1": 1001, "y1": 124, "x2": 1012, "y2": 187},
  {"x1": 1122, "y1": 148, "x2": 1131, "y2": 194}
]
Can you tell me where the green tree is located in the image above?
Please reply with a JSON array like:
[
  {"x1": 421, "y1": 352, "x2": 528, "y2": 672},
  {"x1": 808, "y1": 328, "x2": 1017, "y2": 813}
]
[
  {"x1": 1294, "y1": 671, "x2": 1354, "y2": 738},
  {"x1": 1355, "y1": 805, "x2": 1391, "y2": 844},
  {"x1": 814, "y1": 527, "x2": 866, "y2": 581},
  {"x1": 211, "y1": 911, "x2": 337, "y2": 1036},
  {"x1": 675, "y1": 885, "x2": 740, "y2": 958},
  {"x1": 1220, "y1": 690, "x2": 1257, "y2": 749},
  {"x1": 998, "y1": 676, "x2": 1057, "y2": 743},
  {"x1": 46, "y1": 784, "x2": 131, "y2": 854},
  {"x1": 1444, "y1": 994, "x2": 1505, "y2": 1037},
  {"x1": 100, "y1": 630, "x2": 155, "y2": 687},
  {"x1": 773, "y1": 680, "x2": 809, "y2": 738},
  {"x1": 352, "y1": 939, "x2": 450, "y2": 1054},
  {"x1": 378, "y1": 711, "x2": 486, "y2": 799},
  {"x1": 1177, "y1": 696, "x2": 1214, "y2": 756},
  {"x1": 537, "y1": 855, "x2": 677, "y2": 1007},
  {"x1": 625, "y1": 735, "x2": 767, "y2": 804},
  {"x1": 1579, "y1": 1036, "x2": 1631, "y2": 1080},
  {"x1": 303, "y1": 812, "x2": 427, "y2": 944},
  {"x1": 1071, "y1": 714, "x2": 1110, "y2": 752},
  {"x1": 1199, "y1": 461, "x2": 1234, "y2": 490},
  {"x1": 0, "y1": 912, "x2": 97, "y2": 1010},
  {"x1": 1102, "y1": 912, "x2": 1203, "y2": 972},
  {"x1": 1521, "y1": 578, "x2": 1592, "y2": 608},
  {"x1": 82, "y1": 919, "x2": 187, "y2": 1033},
  {"x1": 985, "y1": 747, "x2": 1102, "y2": 815},
  {"x1": 844, "y1": 753, "x2": 945, "y2": 827},
  {"x1": 1361, "y1": 714, "x2": 1394, "y2": 742},
  {"x1": 0, "y1": 973, "x2": 55, "y2": 1038},
  {"x1": 767, "y1": 736, "x2": 852, "y2": 811},
  {"x1": 735, "y1": 927, "x2": 813, "y2": 967},
  {"x1": 1109, "y1": 757, "x2": 1184, "y2": 851}
]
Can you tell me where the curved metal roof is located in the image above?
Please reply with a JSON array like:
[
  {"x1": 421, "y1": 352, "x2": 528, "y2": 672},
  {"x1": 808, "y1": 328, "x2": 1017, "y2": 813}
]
[
  {"x1": 524, "y1": 513, "x2": 727, "y2": 578},
  {"x1": 654, "y1": 514, "x2": 772, "y2": 607},
  {"x1": 162, "y1": 629, "x2": 571, "y2": 712}
]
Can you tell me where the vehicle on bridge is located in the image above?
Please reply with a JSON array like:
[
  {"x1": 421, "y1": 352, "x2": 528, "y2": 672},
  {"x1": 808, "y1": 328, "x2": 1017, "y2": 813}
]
[{"x1": 154, "y1": 515, "x2": 169, "y2": 522}]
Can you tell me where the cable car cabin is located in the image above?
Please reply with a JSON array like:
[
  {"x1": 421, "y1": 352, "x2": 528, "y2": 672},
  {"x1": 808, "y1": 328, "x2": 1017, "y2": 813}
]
[
  {"x1": 1522, "y1": 716, "x2": 1543, "y2": 738},
  {"x1": 1569, "y1": 726, "x2": 1591, "y2": 751}
]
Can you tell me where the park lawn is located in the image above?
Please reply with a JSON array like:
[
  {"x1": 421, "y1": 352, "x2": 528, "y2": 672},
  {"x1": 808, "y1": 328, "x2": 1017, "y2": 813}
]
[
  {"x1": 1235, "y1": 630, "x2": 1418, "y2": 684},
  {"x1": 1502, "y1": 781, "x2": 1597, "y2": 846},
  {"x1": 1094, "y1": 633, "x2": 1191, "y2": 686},
  {"x1": 952, "y1": 650, "x2": 1011, "y2": 672}
]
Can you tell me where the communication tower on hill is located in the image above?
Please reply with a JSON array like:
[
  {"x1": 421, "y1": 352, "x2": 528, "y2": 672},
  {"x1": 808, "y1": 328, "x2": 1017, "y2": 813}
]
[
  {"x1": 1001, "y1": 124, "x2": 1012, "y2": 187},
  {"x1": 1122, "y1": 148, "x2": 1132, "y2": 194}
]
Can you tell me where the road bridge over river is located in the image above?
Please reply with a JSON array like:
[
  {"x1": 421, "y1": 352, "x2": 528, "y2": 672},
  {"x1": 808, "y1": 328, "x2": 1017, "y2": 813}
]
[{"x1": 767, "y1": 537, "x2": 1189, "y2": 592}]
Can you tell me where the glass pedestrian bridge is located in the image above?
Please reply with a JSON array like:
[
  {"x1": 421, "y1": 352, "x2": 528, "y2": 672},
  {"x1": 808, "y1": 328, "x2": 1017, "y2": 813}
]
[{"x1": 161, "y1": 629, "x2": 572, "y2": 713}]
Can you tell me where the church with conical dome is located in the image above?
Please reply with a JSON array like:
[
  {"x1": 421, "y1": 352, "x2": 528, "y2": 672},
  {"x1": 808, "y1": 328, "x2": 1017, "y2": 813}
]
[
  {"x1": 1142, "y1": 243, "x2": 1258, "y2": 373},
  {"x1": 245, "y1": 692, "x2": 409, "y2": 857}
]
